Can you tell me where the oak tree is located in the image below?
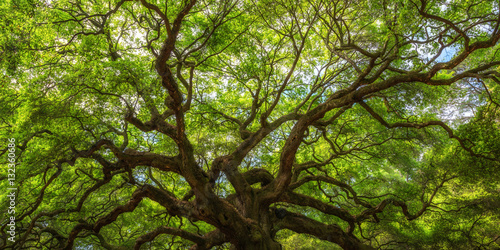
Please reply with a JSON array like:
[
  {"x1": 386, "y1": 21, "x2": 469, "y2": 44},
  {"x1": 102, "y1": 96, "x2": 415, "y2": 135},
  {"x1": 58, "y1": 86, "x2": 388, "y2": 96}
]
[{"x1": 1, "y1": 0, "x2": 500, "y2": 249}]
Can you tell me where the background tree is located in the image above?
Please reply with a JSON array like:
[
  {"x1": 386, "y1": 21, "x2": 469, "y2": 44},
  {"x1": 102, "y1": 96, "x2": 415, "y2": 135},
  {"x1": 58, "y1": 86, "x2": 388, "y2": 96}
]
[{"x1": 1, "y1": 0, "x2": 500, "y2": 249}]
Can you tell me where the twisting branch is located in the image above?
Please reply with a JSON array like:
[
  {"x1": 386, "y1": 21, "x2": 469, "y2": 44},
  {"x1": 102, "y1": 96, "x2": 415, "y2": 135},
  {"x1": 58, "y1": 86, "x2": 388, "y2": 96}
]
[
  {"x1": 134, "y1": 226, "x2": 205, "y2": 249},
  {"x1": 274, "y1": 209, "x2": 374, "y2": 250},
  {"x1": 358, "y1": 101, "x2": 498, "y2": 161}
]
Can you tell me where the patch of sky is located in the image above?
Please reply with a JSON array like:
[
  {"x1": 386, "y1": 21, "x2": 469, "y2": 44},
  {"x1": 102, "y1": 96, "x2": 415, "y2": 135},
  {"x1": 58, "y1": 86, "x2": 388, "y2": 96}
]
[{"x1": 435, "y1": 46, "x2": 456, "y2": 63}]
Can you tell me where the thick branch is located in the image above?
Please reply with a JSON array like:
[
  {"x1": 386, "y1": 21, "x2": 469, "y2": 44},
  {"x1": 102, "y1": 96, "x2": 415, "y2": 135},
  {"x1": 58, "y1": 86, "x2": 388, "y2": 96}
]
[
  {"x1": 276, "y1": 210, "x2": 374, "y2": 250},
  {"x1": 134, "y1": 226, "x2": 205, "y2": 250}
]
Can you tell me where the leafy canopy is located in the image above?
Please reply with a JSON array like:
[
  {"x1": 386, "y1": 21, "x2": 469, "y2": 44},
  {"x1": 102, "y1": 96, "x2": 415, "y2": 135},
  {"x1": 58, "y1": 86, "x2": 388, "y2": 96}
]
[{"x1": 1, "y1": 0, "x2": 500, "y2": 249}]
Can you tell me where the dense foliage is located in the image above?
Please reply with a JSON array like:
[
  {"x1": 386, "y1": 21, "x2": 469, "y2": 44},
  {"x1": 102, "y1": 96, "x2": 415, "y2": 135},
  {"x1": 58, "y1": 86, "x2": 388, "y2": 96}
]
[{"x1": 1, "y1": 0, "x2": 500, "y2": 249}]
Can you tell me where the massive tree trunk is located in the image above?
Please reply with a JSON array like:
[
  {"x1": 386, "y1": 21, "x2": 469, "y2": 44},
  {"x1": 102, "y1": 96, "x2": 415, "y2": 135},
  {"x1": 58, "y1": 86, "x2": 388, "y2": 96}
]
[{"x1": 231, "y1": 237, "x2": 282, "y2": 250}]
